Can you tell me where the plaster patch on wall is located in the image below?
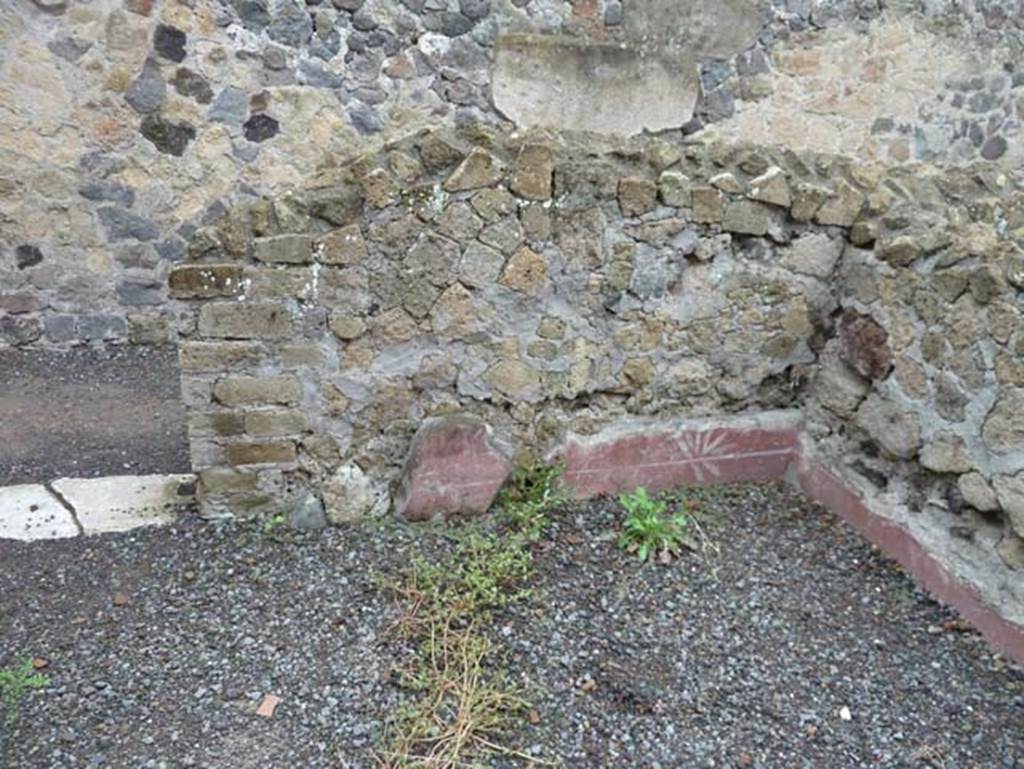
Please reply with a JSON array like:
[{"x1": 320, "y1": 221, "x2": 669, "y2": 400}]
[{"x1": 712, "y1": 17, "x2": 1022, "y2": 165}]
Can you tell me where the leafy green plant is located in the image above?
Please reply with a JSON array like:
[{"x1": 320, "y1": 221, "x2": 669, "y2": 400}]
[
  {"x1": 0, "y1": 659, "x2": 49, "y2": 723},
  {"x1": 618, "y1": 486, "x2": 694, "y2": 563}
]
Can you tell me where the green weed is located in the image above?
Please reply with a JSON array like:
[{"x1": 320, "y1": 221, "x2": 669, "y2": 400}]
[
  {"x1": 0, "y1": 659, "x2": 49, "y2": 723},
  {"x1": 618, "y1": 486, "x2": 695, "y2": 563},
  {"x1": 375, "y1": 460, "x2": 564, "y2": 769}
]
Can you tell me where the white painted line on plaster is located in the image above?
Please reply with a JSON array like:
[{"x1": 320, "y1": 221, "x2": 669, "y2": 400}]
[
  {"x1": 51, "y1": 474, "x2": 195, "y2": 536},
  {"x1": 0, "y1": 484, "x2": 80, "y2": 541},
  {"x1": 0, "y1": 474, "x2": 196, "y2": 541}
]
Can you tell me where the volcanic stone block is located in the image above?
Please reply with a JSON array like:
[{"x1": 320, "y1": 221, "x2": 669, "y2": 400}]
[
  {"x1": 254, "y1": 234, "x2": 313, "y2": 264},
  {"x1": 509, "y1": 144, "x2": 554, "y2": 201},
  {"x1": 179, "y1": 341, "x2": 264, "y2": 372},
  {"x1": 395, "y1": 416, "x2": 513, "y2": 521},
  {"x1": 226, "y1": 441, "x2": 297, "y2": 466},
  {"x1": 213, "y1": 374, "x2": 302, "y2": 405},
  {"x1": 244, "y1": 409, "x2": 309, "y2": 435},
  {"x1": 169, "y1": 265, "x2": 243, "y2": 298},
  {"x1": 722, "y1": 200, "x2": 771, "y2": 235},
  {"x1": 198, "y1": 302, "x2": 292, "y2": 339}
]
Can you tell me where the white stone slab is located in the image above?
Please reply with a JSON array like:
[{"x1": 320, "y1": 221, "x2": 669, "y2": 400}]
[
  {"x1": 52, "y1": 474, "x2": 195, "y2": 535},
  {"x1": 0, "y1": 484, "x2": 79, "y2": 541},
  {"x1": 493, "y1": 35, "x2": 699, "y2": 136}
]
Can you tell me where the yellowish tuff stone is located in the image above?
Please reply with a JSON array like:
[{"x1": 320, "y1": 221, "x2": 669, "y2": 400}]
[
  {"x1": 329, "y1": 314, "x2": 367, "y2": 341},
  {"x1": 485, "y1": 358, "x2": 541, "y2": 398},
  {"x1": 374, "y1": 308, "x2": 419, "y2": 346},
  {"x1": 444, "y1": 148, "x2": 502, "y2": 192},
  {"x1": 622, "y1": 357, "x2": 656, "y2": 387},
  {"x1": 430, "y1": 283, "x2": 481, "y2": 338},
  {"x1": 501, "y1": 246, "x2": 548, "y2": 293}
]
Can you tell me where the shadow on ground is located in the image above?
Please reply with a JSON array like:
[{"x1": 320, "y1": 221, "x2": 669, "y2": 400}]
[{"x1": 0, "y1": 345, "x2": 189, "y2": 484}]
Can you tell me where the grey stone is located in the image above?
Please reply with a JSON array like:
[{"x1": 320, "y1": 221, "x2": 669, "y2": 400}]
[
  {"x1": 459, "y1": 0, "x2": 490, "y2": 20},
  {"x1": 479, "y1": 217, "x2": 524, "y2": 255},
  {"x1": 747, "y1": 166, "x2": 791, "y2": 208},
  {"x1": 814, "y1": 346, "x2": 868, "y2": 418},
  {"x1": 125, "y1": 59, "x2": 166, "y2": 115},
  {"x1": 349, "y1": 102, "x2": 383, "y2": 134},
  {"x1": 605, "y1": 0, "x2": 623, "y2": 25},
  {"x1": 233, "y1": 0, "x2": 271, "y2": 30},
  {"x1": 79, "y1": 181, "x2": 136, "y2": 207},
  {"x1": 172, "y1": 67, "x2": 214, "y2": 104},
  {"x1": 44, "y1": 315, "x2": 77, "y2": 343},
  {"x1": 722, "y1": 200, "x2": 771, "y2": 236},
  {"x1": 920, "y1": 434, "x2": 972, "y2": 474},
  {"x1": 855, "y1": 393, "x2": 922, "y2": 459},
  {"x1": 97, "y1": 207, "x2": 160, "y2": 241},
  {"x1": 936, "y1": 376, "x2": 968, "y2": 422},
  {"x1": 959, "y1": 472, "x2": 1000, "y2": 512},
  {"x1": 116, "y1": 279, "x2": 164, "y2": 306},
  {"x1": 780, "y1": 233, "x2": 843, "y2": 278},
  {"x1": 262, "y1": 44, "x2": 289, "y2": 70},
  {"x1": 48, "y1": 35, "x2": 92, "y2": 62},
  {"x1": 287, "y1": 491, "x2": 327, "y2": 531},
  {"x1": 702, "y1": 88, "x2": 735, "y2": 122},
  {"x1": 493, "y1": 35, "x2": 699, "y2": 136},
  {"x1": 268, "y1": 0, "x2": 313, "y2": 47},
  {"x1": 78, "y1": 315, "x2": 127, "y2": 341},
  {"x1": 993, "y1": 473, "x2": 1024, "y2": 539},
  {"x1": 351, "y1": 9, "x2": 378, "y2": 30},
  {"x1": 983, "y1": 388, "x2": 1024, "y2": 455},
  {"x1": 459, "y1": 242, "x2": 505, "y2": 288},
  {"x1": 0, "y1": 316, "x2": 43, "y2": 345},
  {"x1": 981, "y1": 135, "x2": 1008, "y2": 160},
  {"x1": 208, "y1": 87, "x2": 249, "y2": 124},
  {"x1": 299, "y1": 58, "x2": 344, "y2": 88}
]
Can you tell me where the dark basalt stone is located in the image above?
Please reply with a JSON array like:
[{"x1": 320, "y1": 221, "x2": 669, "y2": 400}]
[
  {"x1": 154, "y1": 24, "x2": 187, "y2": 63},
  {"x1": 140, "y1": 115, "x2": 197, "y2": 157},
  {"x1": 243, "y1": 114, "x2": 280, "y2": 143},
  {"x1": 172, "y1": 67, "x2": 214, "y2": 104},
  {"x1": 15, "y1": 245, "x2": 43, "y2": 270}
]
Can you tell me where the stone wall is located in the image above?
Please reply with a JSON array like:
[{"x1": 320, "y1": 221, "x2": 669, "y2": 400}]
[
  {"x1": 2, "y1": 0, "x2": 1022, "y2": 348},
  {"x1": 173, "y1": 124, "x2": 1024, "y2": 604}
]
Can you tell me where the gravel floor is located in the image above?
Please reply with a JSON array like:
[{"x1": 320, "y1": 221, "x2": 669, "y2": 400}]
[{"x1": 1, "y1": 482, "x2": 1021, "y2": 769}]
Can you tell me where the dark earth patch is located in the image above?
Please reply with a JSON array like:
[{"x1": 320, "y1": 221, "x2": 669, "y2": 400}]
[
  {"x1": 0, "y1": 483, "x2": 1021, "y2": 768},
  {"x1": 0, "y1": 345, "x2": 189, "y2": 484}
]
